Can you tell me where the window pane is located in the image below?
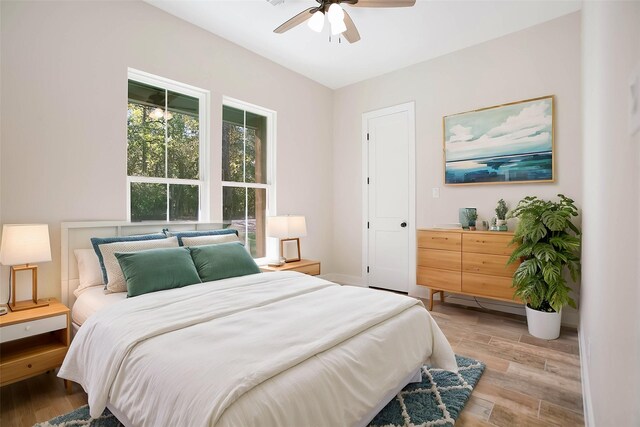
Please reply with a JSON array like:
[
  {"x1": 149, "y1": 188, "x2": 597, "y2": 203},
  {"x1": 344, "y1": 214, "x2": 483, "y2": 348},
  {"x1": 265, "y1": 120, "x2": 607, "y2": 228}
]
[
  {"x1": 127, "y1": 103, "x2": 166, "y2": 178},
  {"x1": 168, "y1": 92, "x2": 199, "y2": 180},
  {"x1": 130, "y1": 182, "x2": 166, "y2": 222},
  {"x1": 245, "y1": 112, "x2": 267, "y2": 184},
  {"x1": 222, "y1": 186, "x2": 266, "y2": 257},
  {"x1": 169, "y1": 184, "x2": 199, "y2": 221},
  {"x1": 222, "y1": 106, "x2": 244, "y2": 182}
]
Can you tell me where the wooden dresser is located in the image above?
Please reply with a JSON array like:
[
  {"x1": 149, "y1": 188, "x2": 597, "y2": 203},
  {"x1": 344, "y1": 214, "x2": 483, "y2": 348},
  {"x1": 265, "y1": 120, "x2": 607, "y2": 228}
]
[{"x1": 417, "y1": 229, "x2": 520, "y2": 310}]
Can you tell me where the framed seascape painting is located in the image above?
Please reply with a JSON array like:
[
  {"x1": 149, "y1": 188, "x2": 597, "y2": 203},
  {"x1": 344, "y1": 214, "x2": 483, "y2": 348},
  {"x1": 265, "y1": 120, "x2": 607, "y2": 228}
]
[{"x1": 443, "y1": 96, "x2": 555, "y2": 185}]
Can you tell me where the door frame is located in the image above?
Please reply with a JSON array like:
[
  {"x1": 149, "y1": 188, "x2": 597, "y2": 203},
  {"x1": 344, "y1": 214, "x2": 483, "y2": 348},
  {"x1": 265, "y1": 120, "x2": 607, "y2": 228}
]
[{"x1": 361, "y1": 101, "x2": 416, "y2": 289}]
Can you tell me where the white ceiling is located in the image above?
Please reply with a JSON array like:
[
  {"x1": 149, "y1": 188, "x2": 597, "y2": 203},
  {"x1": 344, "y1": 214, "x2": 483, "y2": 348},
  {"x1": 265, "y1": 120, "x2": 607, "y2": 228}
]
[{"x1": 145, "y1": 0, "x2": 581, "y2": 89}]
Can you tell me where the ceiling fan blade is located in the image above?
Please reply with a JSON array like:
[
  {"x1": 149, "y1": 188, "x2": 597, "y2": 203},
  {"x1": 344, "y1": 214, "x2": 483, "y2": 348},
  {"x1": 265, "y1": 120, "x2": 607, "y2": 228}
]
[
  {"x1": 349, "y1": 0, "x2": 416, "y2": 7},
  {"x1": 274, "y1": 7, "x2": 315, "y2": 34},
  {"x1": 342, "y1": 10, "x2": 361, "y2": 43}
]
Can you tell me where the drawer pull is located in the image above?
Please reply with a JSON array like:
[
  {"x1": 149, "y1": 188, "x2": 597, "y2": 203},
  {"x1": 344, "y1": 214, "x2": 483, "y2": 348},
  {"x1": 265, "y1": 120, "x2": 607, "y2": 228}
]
[
  {"x1": 27, "y1": 364, "x2": 32, "y2": 369},
  {"x1": 431, "y1": 237, "x2": 448, "y2": 240}
]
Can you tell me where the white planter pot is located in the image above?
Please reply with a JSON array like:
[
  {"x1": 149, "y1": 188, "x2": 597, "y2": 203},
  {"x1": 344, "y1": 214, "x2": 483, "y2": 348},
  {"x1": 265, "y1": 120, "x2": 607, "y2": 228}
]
[
  {"x1": 496, "y1": 219, "x2": 507, "y2": 227},
  {"x1": 525, "y1": 305, "x2": 562, "y2": 340}
]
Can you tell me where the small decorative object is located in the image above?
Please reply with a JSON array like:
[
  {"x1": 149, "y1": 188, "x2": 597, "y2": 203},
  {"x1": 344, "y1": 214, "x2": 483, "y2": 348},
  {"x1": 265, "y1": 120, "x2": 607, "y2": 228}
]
[
  {"x1": 266, "y1": 215, "x2": 307, "y2": 263},
  {"x1": 0, "y1": 224, "x2": 52, "y2": 311},
  {"x1": 494, "y1": 199, "x2": 509, "y2": 231},
  {"x1": 507, "y1": 194, "x2": 580, "y2": 340},
  {"x1": 443, "y1": 96, "x2": 554, "y2": 185},
  {"x1": 458, "y1": 208, "x2": 476, "y2": 230},
  {"x1": 481, "y1": 220, "x2": 489, "y2": 231}
]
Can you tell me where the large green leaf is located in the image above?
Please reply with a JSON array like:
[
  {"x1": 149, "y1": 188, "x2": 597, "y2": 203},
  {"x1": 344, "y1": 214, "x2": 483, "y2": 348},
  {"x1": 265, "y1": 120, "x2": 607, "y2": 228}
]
[
  {"x1": 542, "y1": 263, "x2": 562, "y2": 284},
  {"x1": 542, "y1": 210, "x2": 567, "y2": 231},
  {"x1": 527, "y1": 221, "x2": 548, "y2": 243},
  {"x1": 532, "y1": 243, "x2": 556, "y2": 262}
]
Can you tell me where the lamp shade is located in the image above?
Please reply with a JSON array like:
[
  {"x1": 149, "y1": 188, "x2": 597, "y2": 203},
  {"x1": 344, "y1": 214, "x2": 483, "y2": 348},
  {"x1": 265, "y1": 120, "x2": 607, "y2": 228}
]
[
  {"x1": 331, "y1": 19, "x2": 347, "y2": 35},
  {"x1": 307, "y1": 10, "x2": 325, "y2": 33},
  {"x1": 266, "y1": 216, "x2": 307, "y2": 239},
  {"x1": 327, "y1": 3, "x2": 344, "y2": 24},
  {"x1": 0, "y1": 224, "x2": 52, "y2": 266}
]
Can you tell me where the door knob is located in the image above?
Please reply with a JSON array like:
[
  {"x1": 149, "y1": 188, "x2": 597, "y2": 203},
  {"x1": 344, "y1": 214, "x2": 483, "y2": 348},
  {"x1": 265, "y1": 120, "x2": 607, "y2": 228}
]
[{"x1": 400, "y1": 222, "x2": 407, "y2": 228}]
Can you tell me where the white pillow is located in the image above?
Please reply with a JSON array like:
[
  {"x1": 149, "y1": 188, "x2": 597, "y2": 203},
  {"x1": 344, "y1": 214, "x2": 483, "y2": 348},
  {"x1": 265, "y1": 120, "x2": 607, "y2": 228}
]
[
  {"x1": 74, "y1": 249, "x2": 104, "y2": 296},
  {"x1": 100, "y1": 236, "x2": 179, "y2": 293},
  {"x1": 181, "y1": 234, "x2": 240, "y2": 247}
]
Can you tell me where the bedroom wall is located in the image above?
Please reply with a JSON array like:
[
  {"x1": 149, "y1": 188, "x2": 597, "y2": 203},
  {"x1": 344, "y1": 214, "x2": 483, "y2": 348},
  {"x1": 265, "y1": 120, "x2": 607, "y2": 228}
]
[
  {"x1": 580, "y1": 2, "x2": 640, "y2": 425},
  {"x1": 0, "y1": 0, "x2": 334, "y2": 301},
  {"x1": 331, "y1": 13, "x2": 582, "y2": 325}
]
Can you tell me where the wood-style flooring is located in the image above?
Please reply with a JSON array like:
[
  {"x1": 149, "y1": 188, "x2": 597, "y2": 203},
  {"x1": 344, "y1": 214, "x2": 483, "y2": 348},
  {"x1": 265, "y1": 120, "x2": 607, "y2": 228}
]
[
  {"x1": 428, "y1": 301, "x2": 584, "y2": 426},
  {"x1": 0, "y1": 301, "x2": 583, "y2": 426}
]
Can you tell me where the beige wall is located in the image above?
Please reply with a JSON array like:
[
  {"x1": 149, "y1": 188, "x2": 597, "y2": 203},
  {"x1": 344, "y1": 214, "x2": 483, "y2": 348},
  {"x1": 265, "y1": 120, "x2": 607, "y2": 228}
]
[
  {"x1": 0, "y1": 0, "x2": 334, "y2": 301},
  {"x1": 332, "y1": 13, "x2": 582, "y2": 323},
  {"x1": 580, "y1": 2, "x2": 640, "y2": 425}
]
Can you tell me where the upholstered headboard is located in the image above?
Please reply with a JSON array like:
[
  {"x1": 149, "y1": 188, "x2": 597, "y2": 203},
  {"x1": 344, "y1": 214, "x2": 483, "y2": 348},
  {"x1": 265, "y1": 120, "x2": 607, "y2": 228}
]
[{"x1": 61, "y1": 221, "x2": 230, "y2": 307}]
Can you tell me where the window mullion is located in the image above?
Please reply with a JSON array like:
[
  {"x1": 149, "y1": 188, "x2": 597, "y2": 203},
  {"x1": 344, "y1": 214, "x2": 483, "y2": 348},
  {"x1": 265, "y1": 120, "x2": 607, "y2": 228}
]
[{"x1": 164, "y1": 89, "x2": 169, "y2": 221}]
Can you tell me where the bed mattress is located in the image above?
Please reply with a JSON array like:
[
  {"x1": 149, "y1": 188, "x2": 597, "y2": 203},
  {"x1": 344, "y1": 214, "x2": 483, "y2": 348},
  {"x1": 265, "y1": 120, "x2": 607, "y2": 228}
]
[{"x1": 71, "y1": 286, "x2": 127, "y2": 326}]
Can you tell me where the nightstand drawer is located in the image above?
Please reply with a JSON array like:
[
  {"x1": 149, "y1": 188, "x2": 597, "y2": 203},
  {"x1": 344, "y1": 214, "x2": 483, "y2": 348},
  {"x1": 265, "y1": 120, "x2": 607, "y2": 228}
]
[
  {"x1": 294, "y1": 264, "x2": 320, "y2": 275},
  {"x1": 0, "y1": 346, "x2": 67, "y2": 384},
  {"x1": 0, "y1": 314, "x2": 67, "y2": 344}
]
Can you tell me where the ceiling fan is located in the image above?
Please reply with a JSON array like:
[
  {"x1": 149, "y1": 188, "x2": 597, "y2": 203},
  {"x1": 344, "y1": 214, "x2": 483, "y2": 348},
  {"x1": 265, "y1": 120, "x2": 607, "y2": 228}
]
[{"x1": 273, "y1": 0, "x2": 416, "y2": 43}]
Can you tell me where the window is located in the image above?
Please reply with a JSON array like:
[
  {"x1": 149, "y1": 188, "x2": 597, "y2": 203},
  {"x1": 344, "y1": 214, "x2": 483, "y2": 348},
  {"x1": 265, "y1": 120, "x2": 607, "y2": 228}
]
[
  {"x1": 222, "y1": 98, "x2": 275, "y2": 258},
  {"x1": 127, "y1": 70, "x2": 209, "y2": 222}
]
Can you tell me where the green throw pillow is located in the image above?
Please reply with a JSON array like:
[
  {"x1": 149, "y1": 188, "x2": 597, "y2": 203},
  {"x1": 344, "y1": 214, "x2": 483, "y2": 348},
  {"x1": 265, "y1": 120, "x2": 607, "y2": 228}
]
[
  {"x1": 115, "y1": 247, "x2": 202, "y2": 297},
  {"x1": 189, "y1": 242, "x2": 261, "y2": 282}
]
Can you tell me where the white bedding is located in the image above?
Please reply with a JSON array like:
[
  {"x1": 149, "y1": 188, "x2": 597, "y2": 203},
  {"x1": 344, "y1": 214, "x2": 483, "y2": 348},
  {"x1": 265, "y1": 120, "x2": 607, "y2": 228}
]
[
  {"x1": 60, "y1": 272, "x2": 456, "y2": 427},
  {"x1": 71, "y1": 286, "x2": 127, "y2": 326}
]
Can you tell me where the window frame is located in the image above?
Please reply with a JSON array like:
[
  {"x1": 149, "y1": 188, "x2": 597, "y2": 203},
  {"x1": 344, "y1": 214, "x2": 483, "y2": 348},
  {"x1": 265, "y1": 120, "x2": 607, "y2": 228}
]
[
  {"x1": 221, "y1": 96, "x2": 277, "y2": 261},
  {"x1": 126, "y1": 68, "x2": 211, "y2": 222}
]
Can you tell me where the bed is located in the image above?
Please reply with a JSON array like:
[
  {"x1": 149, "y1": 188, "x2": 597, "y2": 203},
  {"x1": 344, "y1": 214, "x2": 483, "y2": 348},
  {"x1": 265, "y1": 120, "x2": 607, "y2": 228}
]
[{"x1": 58, "y1": 221, "x2": 457, "y2": 427}]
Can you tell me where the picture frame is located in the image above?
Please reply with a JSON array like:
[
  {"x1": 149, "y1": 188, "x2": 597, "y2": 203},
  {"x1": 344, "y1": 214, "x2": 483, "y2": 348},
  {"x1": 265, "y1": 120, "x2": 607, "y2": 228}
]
[{"x1": 443, "y1": 95, "x2": 555, "y2": 185}]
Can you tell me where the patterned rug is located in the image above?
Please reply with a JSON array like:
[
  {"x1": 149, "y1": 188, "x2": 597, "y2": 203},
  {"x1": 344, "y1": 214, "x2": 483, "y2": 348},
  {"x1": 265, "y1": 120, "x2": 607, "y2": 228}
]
[{"x1": 35, "y1": 355, "x2": 484, "y2": 427}]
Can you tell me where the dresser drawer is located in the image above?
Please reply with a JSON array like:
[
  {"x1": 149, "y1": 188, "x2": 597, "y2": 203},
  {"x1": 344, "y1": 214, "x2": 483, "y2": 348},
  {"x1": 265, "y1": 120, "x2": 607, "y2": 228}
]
[
  {"x1": 0, "y1": 346, "x2": 67, "y2": 384},
  {"x1": 417, "y1": 267, "x2": 461, "y2": 292},
  {"x1": 294, "y1": 264, "x2": 320, "y2": 276},
  {"x1": 0, "y1": 314, "x2": 67, "y2": 344},
  {"x1": 417, "y1": 248, "x2": 461, "y2": 271},
  {"x1": 462, "y1": 252, "x2": 519, "y2": 277},
  {"x1": 462, "y1": 272, "x2": 520, "y2": 301},
  {"x1": 462, "y1": 233, "x2": 516, "y2": 256},
  {"x1": 417, "y1": 231, "x2": 461, "y2": 251}
]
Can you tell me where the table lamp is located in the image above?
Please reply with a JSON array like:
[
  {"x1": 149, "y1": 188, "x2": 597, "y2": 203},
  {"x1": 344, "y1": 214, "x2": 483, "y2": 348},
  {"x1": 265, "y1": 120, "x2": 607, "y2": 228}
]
[
  {"x1": 266, "y1": 216, "x2": 307, "y2": 264},
  {"x1": 0, "y1": 224, "x2": 52, "y2": 311}
]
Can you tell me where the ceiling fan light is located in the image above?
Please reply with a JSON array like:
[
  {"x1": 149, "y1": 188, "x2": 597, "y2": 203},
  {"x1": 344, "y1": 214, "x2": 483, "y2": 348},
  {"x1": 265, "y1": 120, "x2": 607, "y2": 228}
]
[
  {"x1": 327, "y1": 3, "x2": 345, "y2": 24},
  {"x1": 330, "y1": 19, "x2": 347, "y2": 35},
  {"x1": 307, "y1": 10, "x2": 325, "y2": 33}
]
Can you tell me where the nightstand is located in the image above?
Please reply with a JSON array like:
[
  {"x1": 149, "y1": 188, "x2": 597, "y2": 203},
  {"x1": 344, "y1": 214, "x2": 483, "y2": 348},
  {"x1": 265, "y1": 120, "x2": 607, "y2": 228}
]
[
  {"x1": 261, "y1": 259, "x2": 321, "y2": 276},
  {"x1": 0, "y1": 298, "x2": 71, "y2": 392}
]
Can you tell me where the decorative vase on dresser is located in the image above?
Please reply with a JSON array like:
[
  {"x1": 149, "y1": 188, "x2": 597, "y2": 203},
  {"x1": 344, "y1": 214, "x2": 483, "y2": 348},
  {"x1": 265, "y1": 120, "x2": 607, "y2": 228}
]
[{"x1": 416, "y1": 229, "x2": 520, "y2": 310}]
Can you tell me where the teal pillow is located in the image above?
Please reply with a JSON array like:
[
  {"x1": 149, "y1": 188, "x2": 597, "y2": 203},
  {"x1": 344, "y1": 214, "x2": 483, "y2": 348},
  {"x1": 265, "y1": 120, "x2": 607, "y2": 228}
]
[
  {"x1": 189, "y1": 242, "x2": 261, "y2": 282},
  {"x1": 115, "y1": 247, "x2": 202, "y2": 297}
]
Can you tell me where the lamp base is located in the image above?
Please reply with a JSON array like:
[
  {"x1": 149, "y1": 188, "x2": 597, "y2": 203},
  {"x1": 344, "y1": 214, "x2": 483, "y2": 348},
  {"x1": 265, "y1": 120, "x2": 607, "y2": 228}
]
[{"x1": 9, "y1": 299, "x2": 49, "y2": 312}]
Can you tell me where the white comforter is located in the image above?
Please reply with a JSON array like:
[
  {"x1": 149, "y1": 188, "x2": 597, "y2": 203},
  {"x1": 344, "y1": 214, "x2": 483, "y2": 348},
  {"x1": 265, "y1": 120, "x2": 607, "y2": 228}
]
[{"x1": 59, "y1": 272, "x2": 456, "y2": 427}]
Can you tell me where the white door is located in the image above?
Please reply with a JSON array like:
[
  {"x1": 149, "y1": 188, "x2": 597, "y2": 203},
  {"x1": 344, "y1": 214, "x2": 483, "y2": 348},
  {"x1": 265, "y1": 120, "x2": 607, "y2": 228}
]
[{"x1": 363, "y1": 103, "x2": 415, "y2": 293}]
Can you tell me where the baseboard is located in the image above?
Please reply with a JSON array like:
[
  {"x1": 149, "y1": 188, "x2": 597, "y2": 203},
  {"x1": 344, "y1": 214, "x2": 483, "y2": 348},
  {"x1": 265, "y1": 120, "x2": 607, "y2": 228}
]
[
  {"x1": 417, "y1": 293, "x2": 579, "y2": 328},
  {"x1": 318, "y1": 273, "x2": 365, "y2": 287},
  {"x1": 578, "y1": 327, "x2": 594, "y2": 427},
  {"x1": 440, "y1": 294, "x2": 526, "y2": 316}
]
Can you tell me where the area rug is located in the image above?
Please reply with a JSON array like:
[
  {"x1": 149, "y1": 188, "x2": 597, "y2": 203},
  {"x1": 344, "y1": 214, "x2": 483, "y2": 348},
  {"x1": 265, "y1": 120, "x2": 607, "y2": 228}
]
[{"x1": 34, "y1": 355, "x2": 484, "y2": 427}]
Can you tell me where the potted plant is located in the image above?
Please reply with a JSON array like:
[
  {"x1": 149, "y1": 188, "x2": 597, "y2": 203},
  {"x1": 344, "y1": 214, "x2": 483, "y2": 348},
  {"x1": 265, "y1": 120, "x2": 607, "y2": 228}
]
[
  {"x1": 507, "y1": 194, "x2": 581, "y2": 340},
  {"x1": 464, "y1": 209, "x2": 478, "y2": 231},
  {"x1": 495, "y1": 199, "x2": 509, "y2": 229}
]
